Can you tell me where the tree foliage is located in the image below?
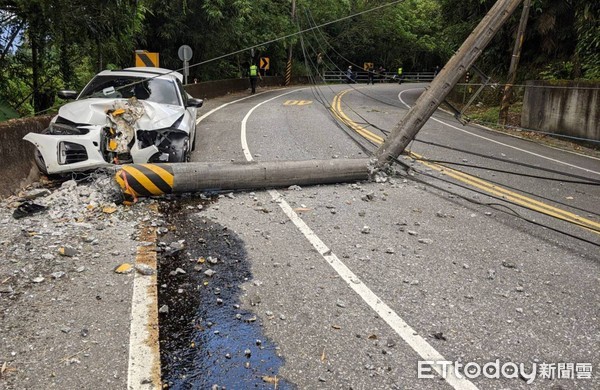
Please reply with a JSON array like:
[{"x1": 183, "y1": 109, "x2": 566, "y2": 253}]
[{"x1": 0, "y1": 0, "x2": 597, "y2": 117}]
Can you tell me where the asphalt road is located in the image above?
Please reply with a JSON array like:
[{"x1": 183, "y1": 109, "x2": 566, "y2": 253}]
[{"x1": 165, "y1": 83, "x2": 600, "y2": 390}]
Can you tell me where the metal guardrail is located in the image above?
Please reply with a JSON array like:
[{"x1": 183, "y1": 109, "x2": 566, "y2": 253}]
[{"x1": 322, "y1": 71, "x2": 436, "y2": 84}]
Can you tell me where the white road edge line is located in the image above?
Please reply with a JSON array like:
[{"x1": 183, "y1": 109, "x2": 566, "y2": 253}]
[
  {"x1": 127, "y1": 266, "x2": 158, "y2": 389},
  {"x1": 241, "y1": 91, "x2": 478, "y2": 390},
  {"x1": 398, "y1": 89, "x2": 600, "y2": 176}
]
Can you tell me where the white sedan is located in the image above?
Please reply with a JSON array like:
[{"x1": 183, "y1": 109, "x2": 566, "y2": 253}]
[{"x1": 24, "y1": 67, "x2": 203, "y2": 175}]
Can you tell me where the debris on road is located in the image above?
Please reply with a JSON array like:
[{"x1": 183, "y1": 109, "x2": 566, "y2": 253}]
[
  {"x1": 114, "y1": 263, "x2": 134, "y2": 274},
  {"x1": 12, "y1": 201, "x2": 46, "y2": 219}
]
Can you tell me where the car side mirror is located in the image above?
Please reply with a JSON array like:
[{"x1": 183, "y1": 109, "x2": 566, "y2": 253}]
[
  {"x1": 187, "y1": 98, "x2": 203, "y2": 108},
  {"x1": 57, "y1": 90, "x2": 78, "y2": 100}
]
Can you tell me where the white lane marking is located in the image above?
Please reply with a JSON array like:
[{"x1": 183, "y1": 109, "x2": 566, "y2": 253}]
[
  {"x1": 241, "y1": 93, "x2": 478, "y2": 390},
  {"x1": 398, "y1": 89, "x2": 600, "y2": 176},
  {"x1": 127, "y1": 269, "x2": 160, "y2": 389},
  {"x1": 196, "y1": 91, "x2": 270, "y2": 124},
  {"x1": 127, "y1": 227, "x2": 161, "y2": 390},
  {"x1": 241, "y1": 90, "x2": 299, "y2": 161}
]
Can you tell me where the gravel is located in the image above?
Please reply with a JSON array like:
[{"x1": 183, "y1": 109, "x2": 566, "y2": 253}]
[{"x1": 0, "y1": 173, "x2": 155, "y2": 388}]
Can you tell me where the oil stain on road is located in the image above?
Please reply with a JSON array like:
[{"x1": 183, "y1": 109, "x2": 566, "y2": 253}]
[{"x1": 157, "y1": 197, "x2": 294, "y2": 389}]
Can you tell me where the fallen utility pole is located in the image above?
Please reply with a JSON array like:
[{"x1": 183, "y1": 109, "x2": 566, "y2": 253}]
[
  {"x1": 374, "y1": 0, "x2": 524, "y2": 167},
  {"x1": 115, "y1": 159, "x2": 370, "y2": 199},
  {"x1": 499, "y1": 0, "x2": 531, "y2": 125}
]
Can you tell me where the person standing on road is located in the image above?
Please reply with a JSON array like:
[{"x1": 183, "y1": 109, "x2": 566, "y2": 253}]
[
  {"x1": 397, "y1": 66, "x2": 403, "y2": 84},
  {"x1": 346, "y1": 66, "x2": 355, "y2": 83},
  {"x1": 367, "y1": 65, "x2": 375, "y2": 85},
  {"x1": 249, "y1": 63, "x2": 262, "y2": 94}
]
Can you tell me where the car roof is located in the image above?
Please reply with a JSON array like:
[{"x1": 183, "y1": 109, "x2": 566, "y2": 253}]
[{"x1": 95, "y1": 67, "x2": 184, "y2": 82}]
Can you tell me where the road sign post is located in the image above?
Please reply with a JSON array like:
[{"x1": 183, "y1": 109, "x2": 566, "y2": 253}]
[{"x1": 178, "y1": 45, "x2": 193, "y2": 84}]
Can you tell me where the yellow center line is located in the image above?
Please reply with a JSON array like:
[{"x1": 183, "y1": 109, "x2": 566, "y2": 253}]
[{"x1": 331, "y1": 90, "x2": 600, "y2": 235}]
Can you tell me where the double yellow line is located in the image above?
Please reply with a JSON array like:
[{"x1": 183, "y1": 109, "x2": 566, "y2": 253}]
[{"x1": 331, "y1": 89, "x2": 600, "y2": 235}]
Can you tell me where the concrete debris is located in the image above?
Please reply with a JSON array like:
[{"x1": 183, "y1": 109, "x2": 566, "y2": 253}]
[
  {"x1": 361, "y1": 192, "x2": 376, "y2": 202},
  {"x1": 58, "y1": 247, "x2": 78, "y2": 257},
  {"x1": 204, "y1": 269, "x2": 216, "y2": 277},
  {"x1": 51, "y1": 271, "x2": 66, "y2": 279},
  {"x1": 418, "y1": 238, "x2": 433, "y2": 245},
  {"x1": 135, "y1": 264, "x2": 155, "y2": 276},
  {"x1": 361, "y1": 226, "x2": 371, "y2": 234},
  {"x1": 502, "y1": 260, "x2": 517, "y2": 269},
  {"x1": 159, "y1": 305, "x2": 169, "y2": 314},
  {"x1": 31, "y1": 276, "x2": 45, "y2": 283}
]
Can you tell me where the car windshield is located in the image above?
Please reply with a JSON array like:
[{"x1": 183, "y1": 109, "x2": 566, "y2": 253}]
[{"x1": 79, "y1": 75, "x2": 181, "y2": 106}]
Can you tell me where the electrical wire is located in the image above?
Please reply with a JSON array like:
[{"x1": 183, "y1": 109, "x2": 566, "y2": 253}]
[
  {"x1": 399, "y1": 158, "x2": 600, "y2": 247},
  {"x1": 411, "y1": 157, "x2": 600, "y2": 186},
  {"x1": 27, "y1": 0, "x2": 408, "y2": 117},
  {"x1": 412, "y1": 139, "x2": 600, "y2": 183}
]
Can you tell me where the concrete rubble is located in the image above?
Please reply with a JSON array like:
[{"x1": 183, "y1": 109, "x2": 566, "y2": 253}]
[{"x1": 0, "y1": 173, "x2": 155, "y2": 388}]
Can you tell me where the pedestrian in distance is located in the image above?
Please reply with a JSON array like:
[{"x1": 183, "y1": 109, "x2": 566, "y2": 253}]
[
  {"x1": 346, "y1": 66, "x2": 355, "y2": 84},
  {"x1": 397, "y1": 66, "x2": 403, "y2": 84},
  {"x1": 367, "y1": 66, "x2": 375, "y2": 85},
  {"x1": 249, "y1": 62, "x2": 262, "y2": 94},
  {"x1": 378, "y1": 66, "x2": 386, "y2": 83}
]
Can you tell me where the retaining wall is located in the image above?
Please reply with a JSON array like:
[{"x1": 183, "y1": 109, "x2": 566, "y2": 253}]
[
  {"x1": 0, "y1": 116, "x2": 52, "y2": 197},
  {"x1": 521, "y1": 80, "x2": 599, "y2": 142}
]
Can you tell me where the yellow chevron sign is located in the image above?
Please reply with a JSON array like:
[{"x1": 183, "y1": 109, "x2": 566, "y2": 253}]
[
  {"x1": 135, "y1": 51, "x2": 160, "y2": 67},
  {"x1": 259, "y1": 57, "x2": 270, "y2": 70}
]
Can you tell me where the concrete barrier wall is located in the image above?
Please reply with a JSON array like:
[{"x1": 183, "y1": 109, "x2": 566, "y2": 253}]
[
  {"x1": 521, "y1": 80, "x2": 600, "y2": 142},
  {"x1": 0, "y1": 116, "x2": 52, "y2": 197}
]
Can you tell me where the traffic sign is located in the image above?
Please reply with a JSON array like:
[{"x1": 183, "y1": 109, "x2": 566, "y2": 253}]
[
  {"x1": 363, "y1": 62, "x2": 374, "y2": 70},
  {"x1": 259, "y1": 57, "x2": 270, "y2": 70},
  {"x1": 135, "y1": 51, "x2": 159, "y2": 67},
  {"x1": 178, "y1": 45, "x2": 193, "y2": 61}
]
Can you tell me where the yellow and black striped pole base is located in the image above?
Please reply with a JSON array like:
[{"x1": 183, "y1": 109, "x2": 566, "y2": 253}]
[{"x1": 115, "y1": 164, "x2": 174, "y2": 202}]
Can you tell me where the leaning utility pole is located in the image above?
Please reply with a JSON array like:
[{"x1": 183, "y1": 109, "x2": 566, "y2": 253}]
[
  {"x1": 285, "y1": 0, "x2": 296, "y2": 86},
  {"x1": 375, "y1": 0, "x2": 524, "y2": 167},
  {"x1": 499, "y1": 0, "x2": 531, "y2": 125}
]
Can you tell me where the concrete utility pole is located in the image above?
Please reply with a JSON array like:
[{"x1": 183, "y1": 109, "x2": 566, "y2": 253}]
[
  {"x1": 375, "y1": 0, "x2": 524, "y2": 167},
  {"x1": 115, "y1": 159, "x2": 370, "y2": 198},
  {"x1": 285, "y1": 0, "x2": 296, "y2": 86},
  {"x1": 499, "y1": 0, "x2": 531, "y2": 125}
]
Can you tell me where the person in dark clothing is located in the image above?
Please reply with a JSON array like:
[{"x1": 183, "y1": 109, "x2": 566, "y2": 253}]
[
  {"x1": 249, "y1": 63, "x2": 262, "y2": 94},
  {"x1": 367, "y1": 66, "x2": 375, "y2": 85},
  {"x1": 346, "y1": 66, "x2": 355, "y2": 83}
]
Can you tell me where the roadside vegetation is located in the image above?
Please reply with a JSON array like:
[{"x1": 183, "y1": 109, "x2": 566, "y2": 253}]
[{"x1": 0, "y1": 0, "x2": 598, "y2": 120}]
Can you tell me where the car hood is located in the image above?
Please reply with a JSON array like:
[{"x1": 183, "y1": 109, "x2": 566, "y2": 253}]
[{"x1": 58, "y1": 98, "x2": 184, "y2": 130}]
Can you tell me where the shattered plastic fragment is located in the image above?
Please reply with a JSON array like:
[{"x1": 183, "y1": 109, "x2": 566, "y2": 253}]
[{"x1": 13, "y1": 202, "x2": 47, "y2": 219}]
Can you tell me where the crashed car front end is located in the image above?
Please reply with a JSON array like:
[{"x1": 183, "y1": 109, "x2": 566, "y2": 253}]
[{"x1": 24, "y1": 97, "x2": 195, "y2": 175}]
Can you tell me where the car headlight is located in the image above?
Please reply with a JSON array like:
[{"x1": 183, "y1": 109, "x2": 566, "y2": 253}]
[{"x1": 46, "y1": 122, "x2": 89, "y2": 135}]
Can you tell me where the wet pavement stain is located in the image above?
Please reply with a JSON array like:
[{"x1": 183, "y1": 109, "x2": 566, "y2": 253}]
[{"x1": 157, "y1": 197, "x2": 295, "y2": 389}]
